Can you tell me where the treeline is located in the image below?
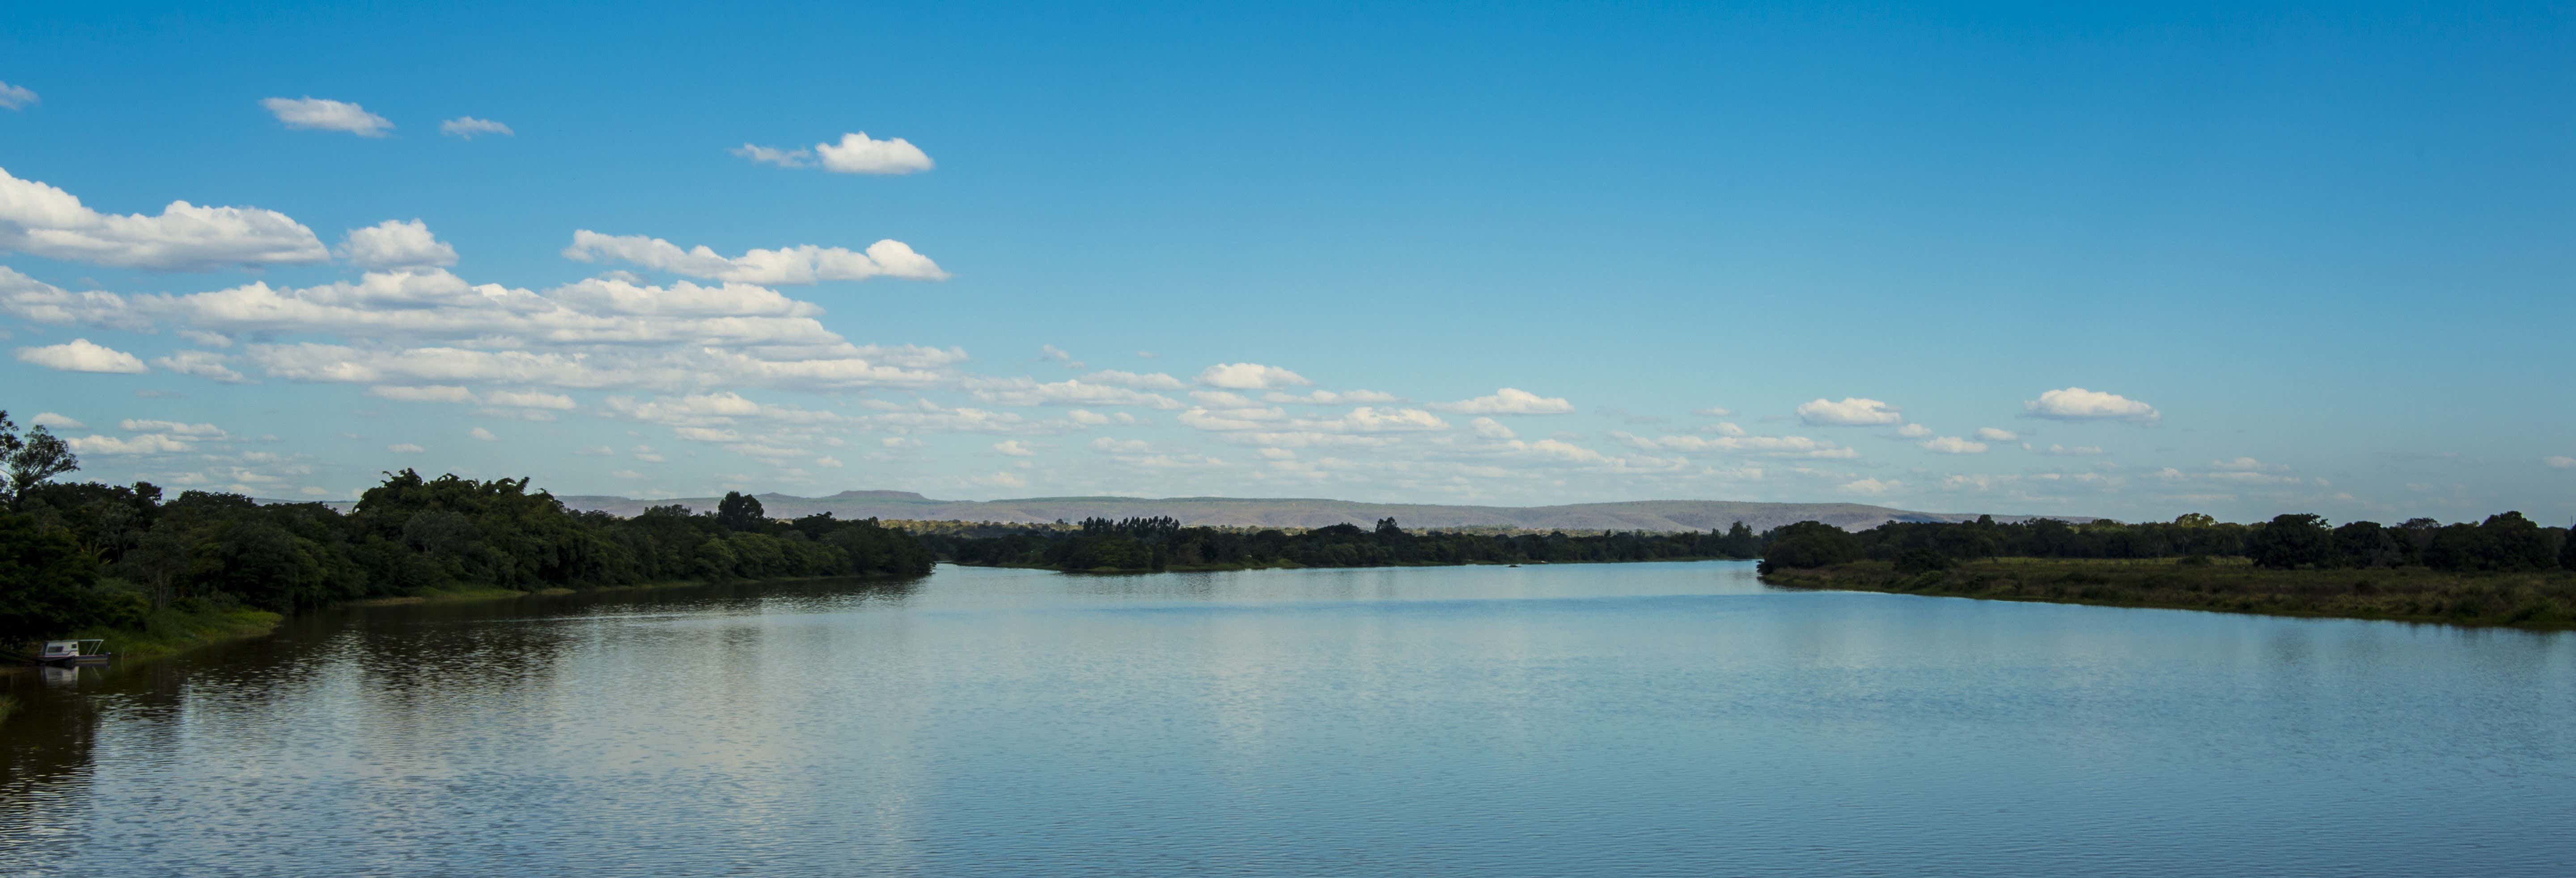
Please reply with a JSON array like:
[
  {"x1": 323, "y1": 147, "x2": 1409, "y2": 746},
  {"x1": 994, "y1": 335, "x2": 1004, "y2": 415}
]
[
  {"x1": 1759, "y1": 512, "x2": 2575, "y2": 574},
  {"x1": 932, "y1": 516, "x2": 1761, "y2": 571},
  {"x1": 0, "y1": 412, "x2": 932, "y2": 645}
]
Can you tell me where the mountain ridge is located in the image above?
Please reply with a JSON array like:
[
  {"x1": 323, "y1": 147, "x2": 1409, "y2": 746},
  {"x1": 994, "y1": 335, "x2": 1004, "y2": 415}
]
[{"x1": 548, "y1": 492, "x2": 2091, "y2": 533}]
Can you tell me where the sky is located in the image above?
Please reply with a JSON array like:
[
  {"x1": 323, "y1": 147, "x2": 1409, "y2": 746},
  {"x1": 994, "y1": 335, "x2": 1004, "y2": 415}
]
[{"x1": 1, "y1": 1, "x2": 2570, "y2": 524}]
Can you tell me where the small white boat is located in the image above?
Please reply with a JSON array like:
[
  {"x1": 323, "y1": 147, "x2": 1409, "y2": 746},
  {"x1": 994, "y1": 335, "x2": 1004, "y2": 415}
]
[{"x1": 36, "y1": 639, "x2": 110, "y2": 666}]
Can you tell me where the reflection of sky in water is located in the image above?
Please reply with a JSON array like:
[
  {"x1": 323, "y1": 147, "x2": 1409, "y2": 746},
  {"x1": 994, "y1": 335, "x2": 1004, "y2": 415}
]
[{"x1": 5, "y1": 561, "x2": 2575, "y2": 876}]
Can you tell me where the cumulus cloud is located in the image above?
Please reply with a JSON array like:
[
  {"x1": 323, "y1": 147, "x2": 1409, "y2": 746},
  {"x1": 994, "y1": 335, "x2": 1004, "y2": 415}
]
[
  {"x1": 1266, "y1": 389, "x2": 1400, "y2": 405},
  {"x1": 68, "y1": 433, "x2": 193, "y2": 455},
  {"x1": 439, "y1": 117, "x2": 513, "y2": 139},
  {"x1": 2024, "y1": 387, "x2": 2159, "y2": 423},
  {"x1": 1839, "y1": 477, "x2": 1902, "y2": 496},
  {"x1": 0, "y1": 167, "x2": 329, "y2": 270},
  {"x1": 1894, "y1": 423, "x2": 1932, "y2": 439},
  {"x1": 1608, "y1": 431, "x2": 1857, "y2": 459},
  {"x1": 2548, "y1": 456, "x2": 2575, "y2": 469},
  {"x1": 1083, "y1": 370, "x2": 1185, "y2": 389},
  {"x1": 337, "y1": 219, "x2": 457, "y2": 269},
  {"x1": 1796, "y1": 397, "x2": 1901, "y2": 426},
  {"x1": 1469, "y1": 417, "x2": 1517, "y2": 440},
  {"x1": 1, "y1": 267, "x2": 148, "y2": 329},
  {"x1": 993, "y1": 440, "x2": 1037, "y2": 457},
  {"x1": 119, "y1": 419, "x2": 225, "y2": 437},
  {"x1": 562, "y1": 230, "x2": 948, "y2": 283},
  {"x1": 1197, "y1": 363, "x2": 1312, "y2": 390},
  {"x1": 2027, "y1": 443, "x2": 2105, "y2": 456},
  {"x1": 16, "y1": 338, "x2": 145, "y2": 373},
  {"x1": 387, "y1": 443, "x2": 425, "y2": 453},
  {"x1": 152, "y1": 350, "x2": 246, "y2": 382},
  {"x1": 1919, "y1": 436, "x2": 1989, "y2": 454},
  {"x1": 1429, "y1": 388, "x2": 1575, "y2": 415},
  {"x1": 1975, "y1": 427, "x2": 2019, "y2": 442},
  {"x1": 369, "y1": 385, "x2": 479, "y2": 404},
  {"x1": 31, "y1": 412, "x2": 83, "y2": 429},
  {"x1": 732, "y1": 132, "x2": 933, "y2": 174},
  {"x1": 261, "y1": 97, "x2": 393, "y2": 137},
  {"x1": 469, "y1": 427, "x2": 499, "y2": 441},
  {"x1": 1693, "y1": 406, "x2": 1733, "y2": 417},
  {"x1": 968, "y1": 377, "x2": 1183, "y2": 409},
  {"x1": 0, "y1": 82, "x2": 34, "y2": 110}
]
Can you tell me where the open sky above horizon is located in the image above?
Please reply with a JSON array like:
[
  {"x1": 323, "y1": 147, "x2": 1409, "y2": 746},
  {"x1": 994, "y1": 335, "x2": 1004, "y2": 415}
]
[{"x1": 2, "y1": 1, "x2": 2570, "y2": 524}]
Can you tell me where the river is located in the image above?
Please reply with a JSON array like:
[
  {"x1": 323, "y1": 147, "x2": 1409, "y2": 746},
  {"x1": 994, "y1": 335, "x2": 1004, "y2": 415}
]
[{"x1": 4, "y1": 561, "x2": 2572, "y2": 875}]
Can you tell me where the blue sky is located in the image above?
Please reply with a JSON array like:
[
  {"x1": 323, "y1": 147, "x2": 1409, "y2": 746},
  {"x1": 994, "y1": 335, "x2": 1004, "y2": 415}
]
[{"x1": 2, "y1": 1, "x2": 2570, "y2": 523}]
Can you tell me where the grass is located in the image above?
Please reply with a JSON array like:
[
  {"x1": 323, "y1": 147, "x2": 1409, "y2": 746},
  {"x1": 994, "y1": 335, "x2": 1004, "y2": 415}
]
[
  {"x1": 66, "y1": 603, "x2": 288, "y2": 662},
  {"x1": 1761, "y1": 557, "x2": 2576, "y2": 630}
]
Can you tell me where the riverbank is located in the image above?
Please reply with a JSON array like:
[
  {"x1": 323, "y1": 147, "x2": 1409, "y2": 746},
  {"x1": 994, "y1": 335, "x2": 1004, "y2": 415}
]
[
  {"x1": 959, "y1": 555, "x2": 1748, "y2": 574},
  {"x1": 1760, "y1": 557, "x2": 2576, "y2": 629},
  {"x1": 65, "y1": 603, "x2": 288, "y2": 663}
]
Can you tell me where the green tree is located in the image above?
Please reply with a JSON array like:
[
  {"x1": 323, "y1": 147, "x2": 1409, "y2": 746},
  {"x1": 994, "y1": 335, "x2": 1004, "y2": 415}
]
[
  {"x1": 715, "y1": 491, "x2": 767, "y2": 532},
  {"x1": 2247, "y1": 514, "x2": 2334, "y2": 569},
  {"x1": 0, "y1": 411, "x2": 82, "y2": 511}
]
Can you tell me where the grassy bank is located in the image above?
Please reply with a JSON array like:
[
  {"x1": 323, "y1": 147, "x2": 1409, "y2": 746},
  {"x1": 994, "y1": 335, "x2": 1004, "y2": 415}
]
[
  {"x1": 65, "y1": 603, "x2": 288, "y2": 662},
  {"x1": 967, "y1": 555, "x2": 1744, "y2": 574},
  {"x1": 1762, "y1": 557, "x2": 2576, "y2": 629}
]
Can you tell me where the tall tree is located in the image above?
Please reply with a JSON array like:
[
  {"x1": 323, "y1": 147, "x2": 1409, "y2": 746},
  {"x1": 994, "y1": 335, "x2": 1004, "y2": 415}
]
[
  {"x1": 715, "y1": 491, "x2": 767, "y2": 532},
  {"x1": 0, "y1": 411, "x2": 82, "y2": 511}
]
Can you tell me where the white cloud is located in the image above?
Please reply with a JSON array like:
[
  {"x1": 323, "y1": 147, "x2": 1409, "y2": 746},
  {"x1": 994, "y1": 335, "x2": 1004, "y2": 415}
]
[
  {"x1": 1469, "y1": 417, "x2": 1517, "y2": 440},
  {"x1": 967, "y1": 377, "x2": 1182, "y2": 409},
  {"x1": 1839, "y1": 477, "x2": 1903, "y2": 496},
  {"x1": 815, "y1": 456, "x2": 843, "y2": 468},
  {"x1": 260, "y1": 97, "x2": 393, "y2": 137},
  {"x1": 612, "y1": 469, "x2": 645, "y2": 479},
  {"x1": 1974, "y1": 427, "x2": 2019, "y2": 442},
  {"x1": 486, "y1": 389, "x2": 575, "y2": 409},
  {"x1": 813, "y1": 132, "x2": 933, "y2": 174},
  {"x1": 971, "y1": 471, "x2": 1028, "y2": 489},
  {"x1": 1084, "y1": 370, "x2": 1186, "y2": 390},
  {"x1": 30, "y1": 412, "x2": 82, "y2": 429},
  {"x1": 0, "y1": 267, "x2": 147, "y2": 329},
  {"x1": 1039, "y1": 344, "x2": 1083, "y2": 369},
  {"x1": 153, "y1": 350, "x2": 247, "y2": 382},
  {"x1": 2546, "y1": 456, "x2": 2575, "y2": 469},
  {"x1": 1091, "y1": 437, "x2": 1153, "y2": 453},
  {"x1": 1894, "y1": 423, "x2": 1932, "y2": 439},
  {"x1": 1197, "y1": 362, "x2": 1312, "y2": 389},
  {"x1": 881, "y1": 436, "x2": 921, "y2": 448},
  {"x1": 0, "y1": 167, "x2": 329, "y2": 270},
  {"x1": 1796, "y1": 397, "x2": 1901, "y2": 426},
  {"x1": 2025, "y1": 387, "x2": 2159, "y2": 423},
  {"x1": 2209, "y1": 456, "x2": 2279, "y2": 472},
  {"x1": 469, "y1": 427, "x2": 499, "y2": 441},
  {"x1": 1266, "y1": 389, "x2": 1400, "y2": 405},
  {"x1": 1429, "y1": 388, "x2": 1575, "y2": 415},
  {"x1": 1920, "y1": 436, "x2": 1989, "y2": 454},
  {"x1": 337, "y1": 219, "x2": 457, "y2": 269},
  {"x1": 369, "y1": 384, "x2": 478, "y2": 404},
  {"x1": 1693, "y1": 406, "x2": 1733, "y2": 417},
  {"x1": 730, "y1": 144, "x2": 812, "y2": 167},
  {"x1": 67, "y1": 434, "x2": 192, "y2": 455},
  {"x1": 1608, "y1": 431, "x2": 1857, "y2": 459},
  {"x1": 733, "y1": 132, "x2": 933, "y2": 174},
  {"x1": 0, "y1": 82, "x2": 35, "y2": 110},
  {"x1": 119, "y1": 419, "x2": 224, "y2": 437},
  {"x1": 562, "y1": 230, "x2": 949, "y2": 283},
  {"x1": 993, "y1": 440, "x2": 1037, "y2": 457},
  {"x1": 439, "y1": 117, "x2": 513, "y2": 139},
  {"x1": 2027, "y1": 443, "x2": 2106, "y2": 456},
  {"x1": 387, "y1": 443, "x2": 425, "y2": 453},
  {"x1": 16, "y1": 338, "x2": 145, "y2": 373}
]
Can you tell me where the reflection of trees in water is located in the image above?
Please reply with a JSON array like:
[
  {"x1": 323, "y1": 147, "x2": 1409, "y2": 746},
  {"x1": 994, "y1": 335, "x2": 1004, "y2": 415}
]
[{"x1": 0, "y1": 574, "x2": 922, "y2": 864}]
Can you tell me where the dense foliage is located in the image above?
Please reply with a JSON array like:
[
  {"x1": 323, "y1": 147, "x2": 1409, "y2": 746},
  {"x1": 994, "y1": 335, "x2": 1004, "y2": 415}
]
[
  {"x1": 0, "y1": 410, "x2": 933, "y2": 646},
  {"x1": 934, "y1": 516, "x2": 1762, "y2": 571},
  {"x1": 1758, "y1": 512, "x2": 2571, "y2": 574}
]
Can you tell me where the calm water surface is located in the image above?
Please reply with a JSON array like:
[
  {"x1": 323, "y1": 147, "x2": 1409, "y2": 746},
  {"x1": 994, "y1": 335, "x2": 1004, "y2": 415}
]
[{"x1": 4, "y1": 561, "x2": 2573, "y2": 876}]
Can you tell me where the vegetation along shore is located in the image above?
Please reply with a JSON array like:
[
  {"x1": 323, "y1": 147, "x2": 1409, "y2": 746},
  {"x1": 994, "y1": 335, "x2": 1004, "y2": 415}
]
[{"x1": 1757, "y1": 513, "x2": 2576, "y2": 629}]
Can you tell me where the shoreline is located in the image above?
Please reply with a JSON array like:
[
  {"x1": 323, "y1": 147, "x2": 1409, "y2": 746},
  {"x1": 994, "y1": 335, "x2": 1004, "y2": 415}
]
[
  {"x1": 954, "y1": 555, "x2": 1751, "y2": 574},
  {"x1": 1761, "y1": 558, "x2": 2576, "y2": 631}
]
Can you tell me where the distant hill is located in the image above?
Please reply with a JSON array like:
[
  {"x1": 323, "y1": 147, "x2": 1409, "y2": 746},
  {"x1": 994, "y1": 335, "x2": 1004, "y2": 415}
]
[{"x1": 547, "y1": 490, "x2": 2088, "y2": 533}]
